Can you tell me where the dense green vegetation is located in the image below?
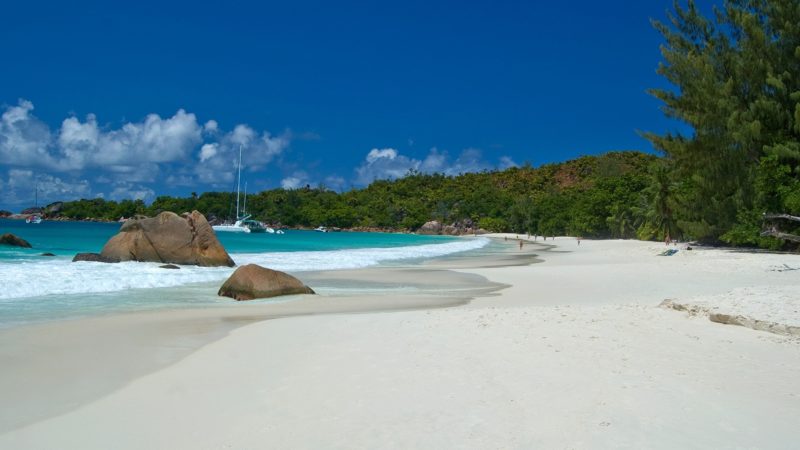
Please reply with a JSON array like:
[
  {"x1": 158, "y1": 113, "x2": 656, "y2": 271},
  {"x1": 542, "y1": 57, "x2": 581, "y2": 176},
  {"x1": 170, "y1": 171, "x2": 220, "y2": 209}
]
[
  {"x1": 56, "y1": 152, "x2": 664, "y2": 239},
  {"x1": 51, "y1": 1, "x2": 800, "y2": 249},
  {"x1": 646, "y1": 0, "x2": 800, "y2": 248}
]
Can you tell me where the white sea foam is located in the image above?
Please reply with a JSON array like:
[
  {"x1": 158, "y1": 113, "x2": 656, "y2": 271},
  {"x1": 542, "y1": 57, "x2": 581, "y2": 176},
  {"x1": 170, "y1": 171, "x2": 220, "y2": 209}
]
[{"x1": 0, "y1": 238, "x2": 489, "y2": 300}]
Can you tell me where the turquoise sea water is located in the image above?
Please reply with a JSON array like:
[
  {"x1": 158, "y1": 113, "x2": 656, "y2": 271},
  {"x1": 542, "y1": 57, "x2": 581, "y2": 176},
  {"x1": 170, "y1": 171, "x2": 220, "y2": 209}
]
[
  {"x1": 0, "y1": 219, "x2": 459, "y2": 259},
  {"x1": 0, "y1": 218, "x2": 490, "y2": 328}
]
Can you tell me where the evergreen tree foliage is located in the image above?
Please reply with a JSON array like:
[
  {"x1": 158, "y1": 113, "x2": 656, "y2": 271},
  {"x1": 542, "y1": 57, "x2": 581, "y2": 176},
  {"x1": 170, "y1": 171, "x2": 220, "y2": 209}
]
[{"x1": 647, "y1": 0, "x2": 800, "y2": 245}]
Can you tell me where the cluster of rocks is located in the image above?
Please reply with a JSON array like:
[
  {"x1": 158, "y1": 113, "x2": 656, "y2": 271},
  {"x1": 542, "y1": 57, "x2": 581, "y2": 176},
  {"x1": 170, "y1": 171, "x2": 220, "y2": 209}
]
[
  {"x1": 3, "y1": 209, "x2": 315, "y2": 301},
  {"x1": 417, "y1": 220, "x2": 489, "y2": 236},
  {"x1": 67, "y1": 210, "x2": 314, "y2": 301}
]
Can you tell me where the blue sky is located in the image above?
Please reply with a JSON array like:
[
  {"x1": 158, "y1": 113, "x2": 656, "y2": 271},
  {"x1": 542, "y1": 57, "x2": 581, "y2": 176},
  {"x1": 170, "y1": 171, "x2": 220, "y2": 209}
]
[{"x1": 1, "y1": 0, "x2": 703, "y2": 210}]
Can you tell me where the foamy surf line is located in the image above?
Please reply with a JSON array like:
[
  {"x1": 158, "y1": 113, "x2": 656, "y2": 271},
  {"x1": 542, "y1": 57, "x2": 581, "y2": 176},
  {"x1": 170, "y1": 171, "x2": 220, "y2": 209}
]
[{"x1": 0, "y1": 238, "x2": 489, "y2": 300}]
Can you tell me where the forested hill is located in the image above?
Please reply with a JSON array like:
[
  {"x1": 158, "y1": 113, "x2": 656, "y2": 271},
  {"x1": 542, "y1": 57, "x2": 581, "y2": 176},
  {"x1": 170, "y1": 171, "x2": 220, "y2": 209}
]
[{"x1": 55, "y1": 151, "x2": 660, "y2": 239}]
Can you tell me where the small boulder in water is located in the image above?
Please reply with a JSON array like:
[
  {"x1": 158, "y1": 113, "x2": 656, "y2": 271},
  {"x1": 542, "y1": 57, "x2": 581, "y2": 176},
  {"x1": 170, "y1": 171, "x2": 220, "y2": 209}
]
[
  {"x1": 40, "y1": 252, "x2": 56, "y2": 257},
  {"x1": 72, "y1": 253, "x2": 118, "y2": 263},
  {"x1": 159, "y1": 264, "x2": 180, "y2": 269},
  {"x1": 218, "y1": 264, "x2": 315, "y2": 301},
  {"x1": 0, "y1": 233, "x2": 32, "y2": 248}
]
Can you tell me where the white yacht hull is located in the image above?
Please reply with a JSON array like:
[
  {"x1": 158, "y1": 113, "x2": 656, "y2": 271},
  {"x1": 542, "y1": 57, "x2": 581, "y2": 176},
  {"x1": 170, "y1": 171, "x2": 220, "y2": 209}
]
[{"x1": 212, "y1": 224, "x2": 250, "y2": 233}]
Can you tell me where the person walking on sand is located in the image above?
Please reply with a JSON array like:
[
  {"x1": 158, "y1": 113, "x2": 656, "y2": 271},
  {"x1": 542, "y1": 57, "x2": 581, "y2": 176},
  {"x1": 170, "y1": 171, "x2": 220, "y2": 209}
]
[
  {"x1": 519, "y1": 240, "x2": 523, "y2": 250},
  {"x1": 577, "y1": 237, "x2": 581, "y2": 246}
]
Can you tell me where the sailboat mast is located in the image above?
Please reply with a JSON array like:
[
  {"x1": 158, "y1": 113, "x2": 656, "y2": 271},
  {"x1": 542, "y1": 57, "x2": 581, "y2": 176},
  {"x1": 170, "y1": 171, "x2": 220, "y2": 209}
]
[
  {"x1": 243, "y1": 182, "x2": 247, "y2": 216},
  {"x1": 235, "y1": 145, "x2": 242, "y2": 219}
]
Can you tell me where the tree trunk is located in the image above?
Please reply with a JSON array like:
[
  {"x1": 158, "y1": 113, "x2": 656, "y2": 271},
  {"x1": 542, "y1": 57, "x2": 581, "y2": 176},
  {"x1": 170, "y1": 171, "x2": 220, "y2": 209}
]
[
  {"x1": 763, "y1": 213, "x2": 800, "y2": 222},
  {"x1": 761, "y1": 229, "x2": 800, "y2": 243}
]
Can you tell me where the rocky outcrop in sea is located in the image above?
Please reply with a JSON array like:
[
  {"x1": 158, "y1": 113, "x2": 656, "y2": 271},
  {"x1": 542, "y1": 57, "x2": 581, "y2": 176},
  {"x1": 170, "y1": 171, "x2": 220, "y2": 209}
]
[{"x1": 97, "y1": 211, "x2": 235, "y2": 267}]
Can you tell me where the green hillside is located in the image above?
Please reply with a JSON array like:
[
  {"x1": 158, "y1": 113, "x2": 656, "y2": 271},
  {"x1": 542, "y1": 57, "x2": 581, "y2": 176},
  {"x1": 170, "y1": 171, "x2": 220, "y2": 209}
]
[{"x1": 56, "y1": 151, "x2": 661, "y2": 239}]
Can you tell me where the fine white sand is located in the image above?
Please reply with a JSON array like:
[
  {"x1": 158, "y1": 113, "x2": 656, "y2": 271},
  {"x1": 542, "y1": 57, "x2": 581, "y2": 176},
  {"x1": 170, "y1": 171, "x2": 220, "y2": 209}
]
[{"x1": 2, "y1": 237, "x2": 799, "y2": 449}]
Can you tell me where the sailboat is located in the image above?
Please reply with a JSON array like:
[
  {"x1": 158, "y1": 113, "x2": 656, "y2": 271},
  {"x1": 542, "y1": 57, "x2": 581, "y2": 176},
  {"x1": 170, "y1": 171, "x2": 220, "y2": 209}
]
[
  {"x1": 26, "y1": 181, "x2": 43, "y2": 224},
  {"x1": 26, "y1": 215, "x2": 42, "y2": 224},
  {"x1": 212, "y1": 146, "x2": 267, "y2": 234},
  {"x1": 242, "y1": 184, "x2": 275, "y2": 234}
]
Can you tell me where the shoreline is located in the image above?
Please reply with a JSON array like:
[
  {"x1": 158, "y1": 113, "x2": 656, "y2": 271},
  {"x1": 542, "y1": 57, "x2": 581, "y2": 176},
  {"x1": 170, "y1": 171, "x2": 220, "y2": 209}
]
[
  {"x1": 0, "y1": 215, "x2": 470, "y2": 235},
  {"x1": 2, "y1": 236, "x2": 799, "y2": 448},
  {"x1": 0, "y1": 237, "x2": 531, "y2": 433}
]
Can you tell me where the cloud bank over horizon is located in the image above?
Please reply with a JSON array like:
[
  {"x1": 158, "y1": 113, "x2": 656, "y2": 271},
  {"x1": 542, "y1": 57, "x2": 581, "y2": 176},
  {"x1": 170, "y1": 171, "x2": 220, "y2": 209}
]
[
  {"x1": 0, "y1": 99, "x2": 291, "y2": 208},
  {"x1": 0, "y1": 99, "x2": 517, "y2": 209},
  {"x1": 354, "y1": 147, "x2": 517, "y2": 186}
]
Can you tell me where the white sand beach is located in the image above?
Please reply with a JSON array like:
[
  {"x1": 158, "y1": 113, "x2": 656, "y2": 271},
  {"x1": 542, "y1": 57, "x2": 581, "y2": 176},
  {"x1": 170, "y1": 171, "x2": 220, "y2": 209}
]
[{"x1": 2, "y1": 237, "x2": 799, "y2": 449}]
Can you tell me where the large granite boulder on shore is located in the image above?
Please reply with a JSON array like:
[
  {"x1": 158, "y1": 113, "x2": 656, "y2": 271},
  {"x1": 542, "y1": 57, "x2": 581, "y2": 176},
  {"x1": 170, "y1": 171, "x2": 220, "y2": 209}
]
[
  {"x1": 0, "y1": 233, "x2": 32, "y2": 248},
  {"x1": 442, "y1": 225, "x2": 459, "y2": 235},
  {"x1": 218, "y1": 264, "x2": 315, "y2": 300},
  {"x1": 417, "y1": 220, "x2": 443, "y2": 235},
  {"x1": 99, "y1": 211, "x2": 235, "y2": 267},
  {"x1": 0, "y1": 210, "x2": 11, "y2": 218}
]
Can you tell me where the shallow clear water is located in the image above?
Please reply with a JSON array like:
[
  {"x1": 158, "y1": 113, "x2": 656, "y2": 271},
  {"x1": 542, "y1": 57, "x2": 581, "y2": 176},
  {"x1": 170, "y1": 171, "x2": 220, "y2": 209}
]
[{"x1": 0, "y1": 219, "x2": 490, "y2": 328}]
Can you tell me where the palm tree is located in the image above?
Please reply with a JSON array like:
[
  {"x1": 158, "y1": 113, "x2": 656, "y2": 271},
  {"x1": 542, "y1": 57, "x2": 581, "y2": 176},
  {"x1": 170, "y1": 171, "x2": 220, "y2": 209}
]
[{"x1": 642, "y1": 162, "x2": 681, "y2": 240}]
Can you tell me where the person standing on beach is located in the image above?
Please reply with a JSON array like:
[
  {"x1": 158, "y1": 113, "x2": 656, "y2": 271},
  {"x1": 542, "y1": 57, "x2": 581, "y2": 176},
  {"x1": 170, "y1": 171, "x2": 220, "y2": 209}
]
[{"x1": 519, "y1": 240, "x2": 523, "y2": 250}]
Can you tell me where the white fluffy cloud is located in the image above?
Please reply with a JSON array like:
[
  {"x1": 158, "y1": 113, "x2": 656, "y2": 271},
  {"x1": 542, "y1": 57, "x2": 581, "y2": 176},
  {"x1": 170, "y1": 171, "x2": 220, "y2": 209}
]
[
  {"x1": 324, "y1": 175, "x2": 346, "y2": 191},
  {"x1": 195, "y1": 124, "x2": 290, "y2": 187},
  {"x1": 107, "y1": 183, "x2": 156, "y2": 202},
  {"x1": 203, "y1": 120, "x2": 218, "y2": 133},
  {"x1": 354, "y1": 147, "x2": 516, "y2": 185},
  {"x1": 0, "y1": 99, "x2": 290, "y2": 205},
  {"x1": 199, "y1": 143, "x2": 218, "y2": 162},
  {"x1": 355, "y1": 148, "x2": 418, "y2": 185},
  {"x1": 1, "y1": 100, "x2": 205, "y2": 173},
  {"x1": 1, "y1": 169, "x2": 92, "y2": 206},
  {"x1": 57, "y1": 109, "x2": 202, "y2": 171},
  {"x1": 0, "y1": 100, "x2": 56, "y2": 168},
  {"x1": 281, "y1": 171, "x2": 310, "y2": 189}
]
